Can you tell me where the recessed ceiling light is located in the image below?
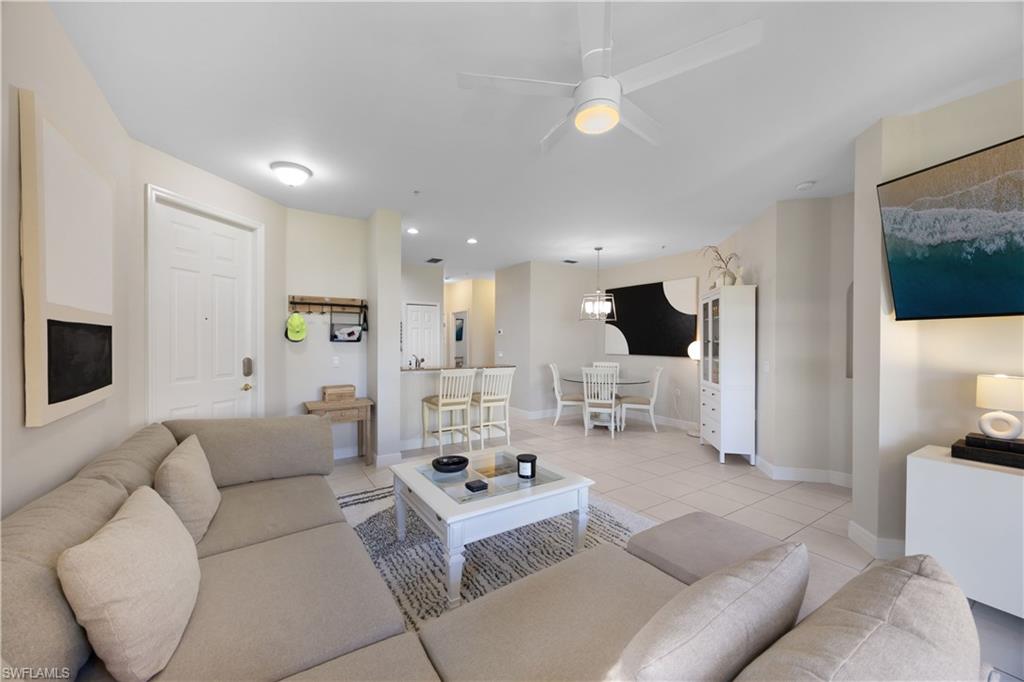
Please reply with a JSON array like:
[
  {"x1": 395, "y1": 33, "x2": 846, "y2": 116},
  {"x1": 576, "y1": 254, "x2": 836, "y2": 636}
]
[
  {"x1": 406, "y1": 227, "x2": 419, "y2": 235},
  {"x1": 466, "y1": 238, "x2": 478, "y2": 245},
  {"x1": 795, "y1": 180, "x2": 816, "y2": 192},
  {"x1": 270, "y1": 161, "x2": 312, "y2": 187}
]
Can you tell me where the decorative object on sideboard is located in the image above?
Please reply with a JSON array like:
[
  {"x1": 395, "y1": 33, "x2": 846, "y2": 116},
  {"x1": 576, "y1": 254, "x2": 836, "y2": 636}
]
[
  {"x1": 18, "y1": 89, "x2": 114, "y2": 426},
  {"x1": 516, "y1": 454, "x2": 537, "y2": 479},
  {"x1": 432, "y1": 456, "x2": 470, "y2": 474},
  {"x1": 976, "y1": 374, "x2": 1024, "y2": 440},
  {"x1": 604, "y1": 277, "x2": 697, "y2": 357},
  {"x1": 580, "y1": 247, "x2": 617, "y2": 321},
  {"x1": 701, "y1": 246, "x2": 741, "y2": 288},
  {"x1": 950, "y1": 435, "x2": 1024, "y2": 470}
]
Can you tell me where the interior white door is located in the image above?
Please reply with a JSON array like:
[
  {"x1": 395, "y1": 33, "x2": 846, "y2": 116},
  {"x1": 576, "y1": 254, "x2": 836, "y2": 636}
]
[
  {"x1": 149, "y1": 200, "x2": 256, "y2": 420},
  {"x1": 403, "y1": 303, "x2": 440, "y2": 368}
]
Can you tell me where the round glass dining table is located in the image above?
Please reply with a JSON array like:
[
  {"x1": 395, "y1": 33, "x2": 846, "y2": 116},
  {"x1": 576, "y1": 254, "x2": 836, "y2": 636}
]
[{"x1": 561, "y1": 375, "x2": 649, "y2": 385}]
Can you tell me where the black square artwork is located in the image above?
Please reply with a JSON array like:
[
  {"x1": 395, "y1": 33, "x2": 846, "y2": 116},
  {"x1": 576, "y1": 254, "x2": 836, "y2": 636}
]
[{"x1": 47, "y1": 319, "x2": 112, "y2": 404}]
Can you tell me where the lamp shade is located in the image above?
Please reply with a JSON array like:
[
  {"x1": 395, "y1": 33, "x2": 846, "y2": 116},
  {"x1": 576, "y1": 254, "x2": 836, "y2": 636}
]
[
  {"x1": 687, "y1": 340, "x2": 701, "y2": 360},
  {"x1": 976, "y1": 374, "x2": 1024, "y2": 412}
]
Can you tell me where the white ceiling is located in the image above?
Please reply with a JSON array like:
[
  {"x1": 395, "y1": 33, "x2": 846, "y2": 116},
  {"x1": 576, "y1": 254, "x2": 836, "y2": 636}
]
[{"x1": 54, "y1": 2, "x2": 1022, "y2": 277}]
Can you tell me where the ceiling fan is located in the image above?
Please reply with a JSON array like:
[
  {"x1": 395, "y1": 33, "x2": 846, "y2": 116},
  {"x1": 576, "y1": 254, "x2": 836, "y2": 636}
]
[{"x1": 457, "y1": 3, "x2": 763, "y2": 152}]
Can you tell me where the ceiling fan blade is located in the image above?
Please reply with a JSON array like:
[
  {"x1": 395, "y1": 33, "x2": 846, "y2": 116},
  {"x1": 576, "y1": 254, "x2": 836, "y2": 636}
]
[
  {"x1": 457, "y1": 72, "x2": 576, "y2": 98},
  {"x1": 620, "y1": 98, "x2": 662, "y2": 146},
  {"x1": 578, "y1": 1, "x2": 612, "y2": 78},
  {"x1": 540, "y1": 113, "x2": 573, "y2": 153},
  {"x1": 616, "y1": 19, "x2": 763, "y2": 94}
]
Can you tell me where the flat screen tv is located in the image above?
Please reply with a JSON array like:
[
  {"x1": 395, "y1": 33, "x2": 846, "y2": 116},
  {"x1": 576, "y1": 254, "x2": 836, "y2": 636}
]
[{"x1": 878, "y1": 135, "x2": 1023, "y2": 321}]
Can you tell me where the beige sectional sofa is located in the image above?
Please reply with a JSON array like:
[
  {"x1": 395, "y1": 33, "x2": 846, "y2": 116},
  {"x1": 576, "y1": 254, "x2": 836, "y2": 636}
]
[{"x1": 2, "y1": 416, "x2": 980, "y2": 681}]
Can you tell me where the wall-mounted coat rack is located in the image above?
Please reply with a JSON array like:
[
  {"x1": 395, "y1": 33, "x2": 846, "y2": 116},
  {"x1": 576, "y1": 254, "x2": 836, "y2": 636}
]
[{"x1": 288, "y1": 295, "x2": 368, "y2": 342}]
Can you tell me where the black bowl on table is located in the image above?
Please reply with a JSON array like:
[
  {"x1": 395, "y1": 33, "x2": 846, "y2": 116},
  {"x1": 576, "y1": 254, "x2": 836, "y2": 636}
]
[{"x1": 432, "y1": 455, "x2": 469, "y2": 474}]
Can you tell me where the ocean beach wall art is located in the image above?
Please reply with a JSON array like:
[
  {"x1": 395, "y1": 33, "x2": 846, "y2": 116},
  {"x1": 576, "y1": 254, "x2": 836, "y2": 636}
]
[{"x1": 878, "y1": 136, "x2": 1023, "y2": 321}]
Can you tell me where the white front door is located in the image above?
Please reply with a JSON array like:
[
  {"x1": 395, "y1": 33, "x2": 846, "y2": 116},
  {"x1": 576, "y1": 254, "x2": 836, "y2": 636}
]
[
  {"x1": 403, "y1": 303, "x2": 440, "y2": 368},
  {"x1": 148, "y1": 196, "x2": 258, "y2": 420}
]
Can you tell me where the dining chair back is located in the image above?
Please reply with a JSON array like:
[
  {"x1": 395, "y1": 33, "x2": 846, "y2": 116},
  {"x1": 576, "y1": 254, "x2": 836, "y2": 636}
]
[
  {"x1": 593, "y1": 361, "x2": 620, "y2": 379},
  {"x1": 619, "y1": 366, "x2": 663, "y2": 432},
  {"x1": 549, "y1": 364, "x2": 583, "y2": 426},
  {"x1": 582, "y1": 366, "x2": 618, "y2": 438}
]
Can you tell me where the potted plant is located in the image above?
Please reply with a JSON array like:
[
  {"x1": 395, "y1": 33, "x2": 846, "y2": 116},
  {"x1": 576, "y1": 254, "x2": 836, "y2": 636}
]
[{"x1": 701, "y1": 246, "x2": 741, "y2": 287}]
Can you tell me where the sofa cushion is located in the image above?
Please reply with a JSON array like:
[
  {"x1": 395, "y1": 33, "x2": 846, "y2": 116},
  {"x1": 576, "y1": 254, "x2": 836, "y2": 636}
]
[
  {"x1": 1, "y1": 477, "x2": 127, "y2": 677},
  {"x1": 284, "y1": 633, "x2": 439, "y2": 681},
  {"x1": 196, "y1": 475, "x2": 344, "y2": 558},
  {"x1": 627, "y1": 511, "x2": 780, "y2": 585},
  {"x1": 736, "y1": 555, "x2": 980, "y2": 681},
  {"x1": 155, "y1": 522, "x2": 405, "y2": 681},
  {"x1": 163, "y1": 416, "x2": 333, "y2": 487},
  {"x1": 75, "y1": 424, "x2": 178, "y2": 493},
  {"x1": 57, "y1": 487, "x2": 199, "y2": 682},
  {"x1": 612, "y1": 543, "x2": 808, "y2": 681},
  {"x1": 419, "y1": 544, "x2": 684, "y2": 681},
  {"x1": 154, "y1": 435, "x2": 222, "y2": 543}
]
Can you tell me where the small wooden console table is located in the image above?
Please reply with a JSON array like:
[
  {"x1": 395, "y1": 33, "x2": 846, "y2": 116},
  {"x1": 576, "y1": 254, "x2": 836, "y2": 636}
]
[{"x1": 304, "y1": 397, "x2": 375, "y2": 458}]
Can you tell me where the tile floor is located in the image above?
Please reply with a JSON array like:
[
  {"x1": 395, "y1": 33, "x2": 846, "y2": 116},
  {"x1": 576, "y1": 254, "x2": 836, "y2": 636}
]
[
  {"x1": 329, "y1": 413, "x2": 872, "y2": 573},
  {"x1": 330, "y1": 412, "x2": 1024, "y2": 679}
]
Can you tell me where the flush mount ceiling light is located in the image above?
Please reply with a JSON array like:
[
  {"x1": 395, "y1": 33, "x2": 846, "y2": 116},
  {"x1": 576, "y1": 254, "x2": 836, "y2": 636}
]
[
  {"x1": 466, "y1": 238, "x2": 478, "y2": 245},
  {"x1": 456, "y1": 2, "x2": 763, "y2": 152},
  {"x1": 795, "y1": 180, "x2": 817, "y2": 192},
  {"x1": 406, "y1": 227, "x2": 420, "y2": 235},
  {"x1": 580, "y1": 247, "x2": 616, "y2": 321},
  {"x1": 270, "y1": 161, "x2": 312, "y2": 187}
]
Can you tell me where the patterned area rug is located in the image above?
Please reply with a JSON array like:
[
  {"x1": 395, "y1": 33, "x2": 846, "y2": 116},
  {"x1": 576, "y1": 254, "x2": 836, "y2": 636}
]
[{"x1": 338, "y1": 487, "x2": 656, "y2": 628}]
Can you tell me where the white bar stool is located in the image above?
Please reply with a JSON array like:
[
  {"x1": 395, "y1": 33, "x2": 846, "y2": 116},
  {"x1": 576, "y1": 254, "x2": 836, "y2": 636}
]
[
  {"x1": 422, "y1": 368, "x2": 476, "y2": 455},
  {"x1": 471, "y1": 367, "x2": 516, "y2": 448}
]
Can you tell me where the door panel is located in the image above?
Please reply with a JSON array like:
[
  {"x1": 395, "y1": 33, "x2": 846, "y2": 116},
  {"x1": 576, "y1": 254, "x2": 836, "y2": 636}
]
[
  {"x1": 150, "y1": 201, "x2": 256, "y2": 421},
  {"x1": 403, "y1": 303, "x2": 440, "y2": 368}
]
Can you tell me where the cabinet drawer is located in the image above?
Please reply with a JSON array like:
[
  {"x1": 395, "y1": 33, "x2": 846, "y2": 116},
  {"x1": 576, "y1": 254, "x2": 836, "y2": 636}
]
[
  {"x1": 700, "y1": 394, "x2": 721, "y2": 419},
  {"x1": 701, "y1": 417, "x2": 721, "y2": 450},
  {"x1": 328, "y1": 407, "x2": 365, "y2": 422},
  {"x1": 700, "y1": 385, "x2": 721, "y2": 402}
]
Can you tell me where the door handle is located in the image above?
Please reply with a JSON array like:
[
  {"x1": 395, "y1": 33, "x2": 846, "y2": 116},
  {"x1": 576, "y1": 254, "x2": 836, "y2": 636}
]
[{"x1": 242, "y1": 383, "x2": 253, "y2": 392}]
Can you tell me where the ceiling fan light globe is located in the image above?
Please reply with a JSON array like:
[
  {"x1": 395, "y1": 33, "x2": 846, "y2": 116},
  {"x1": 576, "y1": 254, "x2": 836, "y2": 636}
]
[{"x1": 574, "y1": 100, "x2": 620, "y2": 135}]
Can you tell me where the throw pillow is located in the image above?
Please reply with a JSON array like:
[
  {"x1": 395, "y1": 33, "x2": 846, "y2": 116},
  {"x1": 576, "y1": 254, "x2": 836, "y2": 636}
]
[
  {"x1": 57, "y1": 487, "x2": 200, "y2": 682},
  {"x1": 154, "y1": 434, "x2": 221, "y2": 542},
  {"x1": 611, "y1": 542, "x2": 808, "y2": 681}
]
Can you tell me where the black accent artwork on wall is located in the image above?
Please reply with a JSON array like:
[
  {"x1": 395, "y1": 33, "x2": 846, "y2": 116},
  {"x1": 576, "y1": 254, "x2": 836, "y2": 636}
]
[
  {"x1": 47, "y1": 319, "x2": 113, "y2": 404},
  {"x1": 604, "y1": 279, "x2": 697, "y2": 357}
]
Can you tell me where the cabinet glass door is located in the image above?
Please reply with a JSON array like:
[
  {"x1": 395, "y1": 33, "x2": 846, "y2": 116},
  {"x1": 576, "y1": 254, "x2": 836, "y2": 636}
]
[
  {"x1": 711, "y1": 297, "x2": 720, "y2": 385},
  {"x1": 701, "y1": 301, "x2": 711, "y2": 382}
]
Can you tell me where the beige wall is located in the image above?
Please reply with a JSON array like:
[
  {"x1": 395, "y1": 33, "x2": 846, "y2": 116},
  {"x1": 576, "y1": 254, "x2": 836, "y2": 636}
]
[
  {"x1": 495, "y1": 263, "x2": 532, "y2": 408},
  {"x1": 599, "y1": 250, "x2": 705, "y2": 426},
  {"x1": 3, "y1": 3, "x2": 135, "y2": 515},
  {"x1": 443, "y1": 278, "x2": 495, "y2": 368},
  {"x1": 851, "y1": 79, "x2": 1024, "y2": 555},
  {"x1": 284, "y1": 208, "x2": 368, "y2": 458},
  {"x1": 366, "y1": 209, "x2": 403, "y2": 462}
]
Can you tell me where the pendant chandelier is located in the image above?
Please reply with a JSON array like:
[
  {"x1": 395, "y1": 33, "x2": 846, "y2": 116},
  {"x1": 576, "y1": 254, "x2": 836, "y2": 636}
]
[{"x1": 579, "y1": 247, "x2": 617, "y2": 321}]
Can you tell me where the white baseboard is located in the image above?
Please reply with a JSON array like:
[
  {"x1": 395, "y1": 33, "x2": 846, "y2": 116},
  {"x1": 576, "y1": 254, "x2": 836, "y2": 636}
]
[
  {"x1": 333, "y1": 446, "x2": 358, "y2": 460},
  {"x1": 848, "y1": 519, "x2": 905, "y2": 560},
  {"x1": 510, "y1": 405, "x2": 696, "y2": 432},
  {"x1": 373, "y1": 451, "x2": 403, "y2": 468},
  {"x1": 755, "y1": 459, "x2": 852, "y2": 488}
]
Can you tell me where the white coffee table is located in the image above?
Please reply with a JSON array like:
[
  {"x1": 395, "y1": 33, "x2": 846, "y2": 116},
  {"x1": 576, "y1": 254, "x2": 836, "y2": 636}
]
[{"x1": 390, "y1": 447, "x2": 593, "y2": 609}]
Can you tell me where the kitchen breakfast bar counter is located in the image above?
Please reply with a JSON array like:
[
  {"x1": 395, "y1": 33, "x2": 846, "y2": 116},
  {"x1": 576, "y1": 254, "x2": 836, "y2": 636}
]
[{"x1": 399, "y1": 366, "x2": 516, "y2": 448}]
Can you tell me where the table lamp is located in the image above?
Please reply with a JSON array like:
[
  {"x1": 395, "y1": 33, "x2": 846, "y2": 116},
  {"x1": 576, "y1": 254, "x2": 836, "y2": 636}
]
[{"x1": 976, "y1": 374, "x2": 1024, "y2": 441}]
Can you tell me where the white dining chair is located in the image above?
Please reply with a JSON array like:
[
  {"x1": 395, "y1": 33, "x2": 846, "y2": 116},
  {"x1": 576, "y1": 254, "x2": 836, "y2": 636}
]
[
  {"x1": 582, "y1": 366, "x2": 618, "y2": 438},
  {"x1": 619, "y1": 366, "x2": 663, "y2": 432},
  {"x1": 549, "y1": 363, "x2": 583, "y2": 426},
  {"x1": 593, "y1": 361, "x2": 620, "y2": 378},
  {"x1": 471, "y1": 367, "x2": 516, "y2": 448},
  {"x1": 422, "y1": 368, "x2": 476, "y2": 454}
]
